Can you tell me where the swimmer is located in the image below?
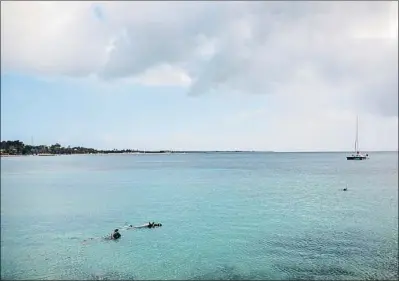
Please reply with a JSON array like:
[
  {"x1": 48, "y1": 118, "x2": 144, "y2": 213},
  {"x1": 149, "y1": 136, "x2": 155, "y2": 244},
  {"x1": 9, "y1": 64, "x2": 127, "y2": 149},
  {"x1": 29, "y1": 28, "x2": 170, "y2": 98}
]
[
  {"x1": 124, "y1": 222, "x2": 163, "y2": 229},
  {"x1": 111, "y1": 229, "x2": 121, "y2": 240},
  {"x1": 82, "y1": 228, "x2": 122, "y2": 244}
]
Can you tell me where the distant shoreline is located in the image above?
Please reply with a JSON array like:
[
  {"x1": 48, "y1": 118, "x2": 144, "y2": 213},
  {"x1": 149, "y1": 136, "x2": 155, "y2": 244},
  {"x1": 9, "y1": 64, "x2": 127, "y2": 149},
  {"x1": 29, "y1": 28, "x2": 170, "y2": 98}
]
[
  {"x1": 1, "y1": 151, "x2": 396, "y2": 158},
  {"x1": 1, "y1": 140, "x2": 397, "y2": 157}
]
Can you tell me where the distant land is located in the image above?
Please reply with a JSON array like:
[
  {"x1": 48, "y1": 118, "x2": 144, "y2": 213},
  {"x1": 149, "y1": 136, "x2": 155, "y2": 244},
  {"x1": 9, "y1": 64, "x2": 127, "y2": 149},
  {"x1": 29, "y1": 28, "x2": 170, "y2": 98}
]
[
  {"x1": 0, "y1": 140, "x2": 275, "y2": 156},
  {"x1": 0, "y1": 140, "x2": 396, "y2": 157}
]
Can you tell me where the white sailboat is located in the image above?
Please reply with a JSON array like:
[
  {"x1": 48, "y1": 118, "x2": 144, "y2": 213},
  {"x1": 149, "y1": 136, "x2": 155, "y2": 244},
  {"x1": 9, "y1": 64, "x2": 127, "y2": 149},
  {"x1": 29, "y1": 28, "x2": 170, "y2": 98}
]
[{"x1": 346, "y1": 116, "x2": 368, "y2": 160}]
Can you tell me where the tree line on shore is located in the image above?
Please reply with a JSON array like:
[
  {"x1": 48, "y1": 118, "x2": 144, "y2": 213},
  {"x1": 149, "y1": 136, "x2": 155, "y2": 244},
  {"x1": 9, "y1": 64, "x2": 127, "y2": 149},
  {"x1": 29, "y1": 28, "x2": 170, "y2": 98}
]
[{"x1": 0, "y1": 140, "x2": 173, "y2": 155}]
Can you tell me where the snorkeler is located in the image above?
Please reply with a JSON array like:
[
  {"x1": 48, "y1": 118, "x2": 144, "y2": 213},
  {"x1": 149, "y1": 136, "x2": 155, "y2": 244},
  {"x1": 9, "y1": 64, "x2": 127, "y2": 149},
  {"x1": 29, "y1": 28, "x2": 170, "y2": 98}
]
[
  {"x1": 111, "y1": 229, "x2": 121, "y2": 240},
  {"x1": 122, "y1": 222, "x2": 162, "y2": 229},
  {"x1": 82, "y1": 228, "x2": 123, "y2": 244}
]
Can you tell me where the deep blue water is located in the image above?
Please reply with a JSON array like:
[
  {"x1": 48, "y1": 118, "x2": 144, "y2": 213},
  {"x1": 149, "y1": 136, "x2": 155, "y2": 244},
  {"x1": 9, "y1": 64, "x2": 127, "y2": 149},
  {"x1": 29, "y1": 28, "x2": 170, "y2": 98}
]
[{"x1": 1, "y1": 152, "x2": 398, "y2": 280}]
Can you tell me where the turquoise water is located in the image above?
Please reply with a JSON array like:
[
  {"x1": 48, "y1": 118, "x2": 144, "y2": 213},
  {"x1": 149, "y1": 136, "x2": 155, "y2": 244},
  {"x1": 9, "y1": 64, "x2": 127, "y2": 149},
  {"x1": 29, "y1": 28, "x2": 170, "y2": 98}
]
[{"x1": 1, "y1": 152, "x2": 398, "y2": 280}]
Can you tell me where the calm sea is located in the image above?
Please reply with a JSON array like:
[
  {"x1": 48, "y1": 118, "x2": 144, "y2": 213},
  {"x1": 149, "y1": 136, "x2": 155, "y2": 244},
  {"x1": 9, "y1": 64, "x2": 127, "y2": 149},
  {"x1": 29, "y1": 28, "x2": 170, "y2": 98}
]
[{"x1": 1, "y1": 152, "x2": 398, "y2": 280}]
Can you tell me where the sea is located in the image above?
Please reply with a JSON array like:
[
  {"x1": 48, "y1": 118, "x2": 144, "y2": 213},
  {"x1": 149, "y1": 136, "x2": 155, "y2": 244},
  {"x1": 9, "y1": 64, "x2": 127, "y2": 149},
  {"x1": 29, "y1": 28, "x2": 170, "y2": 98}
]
[{"x1": 1, "y1": 152, "x2": 398, "y2": 280}]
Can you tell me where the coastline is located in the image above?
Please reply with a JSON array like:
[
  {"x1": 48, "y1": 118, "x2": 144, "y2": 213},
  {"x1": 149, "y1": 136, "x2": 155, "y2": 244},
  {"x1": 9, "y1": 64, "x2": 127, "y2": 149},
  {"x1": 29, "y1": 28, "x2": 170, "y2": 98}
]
[
  {"x1": 1, "y1": 154, "x2": 57, "y2": 157},
  {"x1": 1, "y1": 151, "x2": 395, "y2": 158}
]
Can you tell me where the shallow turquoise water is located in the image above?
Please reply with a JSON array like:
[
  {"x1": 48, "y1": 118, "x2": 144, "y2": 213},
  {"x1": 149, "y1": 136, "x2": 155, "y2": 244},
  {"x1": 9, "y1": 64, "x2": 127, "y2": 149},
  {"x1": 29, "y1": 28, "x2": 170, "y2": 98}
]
[{"x1": 1, "y1": 152, "x2": 398, "y2": 280}]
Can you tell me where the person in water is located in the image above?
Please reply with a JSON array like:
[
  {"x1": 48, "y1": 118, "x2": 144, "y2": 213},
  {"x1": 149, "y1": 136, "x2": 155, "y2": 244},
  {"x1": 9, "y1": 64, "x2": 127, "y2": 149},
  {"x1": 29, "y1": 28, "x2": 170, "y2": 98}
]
[
  {"x1": 148, "y1": 222, "x2": 156, "y2": 228},
  {"x1": 147, "y1": 222, "x2": 162, "y2": 228},
  {"x1": 111, "y1": 229, "x2": 121, "y2": 240}
]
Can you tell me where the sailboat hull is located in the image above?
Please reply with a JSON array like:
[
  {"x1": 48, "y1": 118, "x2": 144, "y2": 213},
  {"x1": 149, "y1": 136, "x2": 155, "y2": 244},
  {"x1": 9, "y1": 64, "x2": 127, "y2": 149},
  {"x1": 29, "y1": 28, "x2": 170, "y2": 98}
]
[{"x1": 346, "y1": 156, "x2": 367, "y2": 160}]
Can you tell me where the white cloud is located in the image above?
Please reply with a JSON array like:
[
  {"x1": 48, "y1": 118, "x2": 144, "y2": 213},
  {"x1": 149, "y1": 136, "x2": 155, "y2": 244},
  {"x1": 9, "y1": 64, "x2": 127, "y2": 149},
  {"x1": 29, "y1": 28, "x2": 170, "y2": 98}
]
[
  {"x1": 130, "y1": 64, "x2": 192, "y2": 87},
  {"x1": 1, "y1": 1, "x2": 111, "y2": 76}
]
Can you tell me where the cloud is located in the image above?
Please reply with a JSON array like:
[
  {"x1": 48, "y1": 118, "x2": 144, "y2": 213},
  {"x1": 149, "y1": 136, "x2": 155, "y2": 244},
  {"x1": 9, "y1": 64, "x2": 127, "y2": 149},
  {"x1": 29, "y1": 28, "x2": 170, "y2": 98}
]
[
  {"x1": 130, "y1": 64, "x2": 192, "y2": 87},
  {"x1": 1, "y1": 1, "x2": 398, "y2": 117}
]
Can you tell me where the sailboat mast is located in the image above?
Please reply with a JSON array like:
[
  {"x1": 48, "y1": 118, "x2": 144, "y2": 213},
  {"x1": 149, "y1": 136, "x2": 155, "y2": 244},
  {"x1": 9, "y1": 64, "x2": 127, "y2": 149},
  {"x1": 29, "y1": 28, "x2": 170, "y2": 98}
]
[{"x1": 356, "y1": 115, "x2": 359, "y2": 153}]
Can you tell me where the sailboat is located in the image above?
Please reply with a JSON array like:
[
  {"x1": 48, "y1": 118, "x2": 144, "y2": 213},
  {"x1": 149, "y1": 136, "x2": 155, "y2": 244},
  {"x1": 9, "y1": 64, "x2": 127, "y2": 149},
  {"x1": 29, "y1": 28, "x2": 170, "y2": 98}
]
[{"x1": 346, "y1": 116, "x2": 368, "y2": 160}]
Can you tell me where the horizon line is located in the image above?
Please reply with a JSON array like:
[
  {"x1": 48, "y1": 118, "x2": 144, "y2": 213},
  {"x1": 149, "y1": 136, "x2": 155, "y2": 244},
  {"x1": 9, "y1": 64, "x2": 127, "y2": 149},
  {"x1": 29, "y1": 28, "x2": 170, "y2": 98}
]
[{"x1": 0, "y1": 140, "x2": 397, "y2": 153}]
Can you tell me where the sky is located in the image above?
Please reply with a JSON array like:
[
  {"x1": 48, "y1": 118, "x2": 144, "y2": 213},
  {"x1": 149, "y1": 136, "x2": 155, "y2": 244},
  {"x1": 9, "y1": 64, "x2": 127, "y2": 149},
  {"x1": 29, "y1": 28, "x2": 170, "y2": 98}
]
[{"x1": 1, "y1": 1, "x2": 398, "y2": 152}]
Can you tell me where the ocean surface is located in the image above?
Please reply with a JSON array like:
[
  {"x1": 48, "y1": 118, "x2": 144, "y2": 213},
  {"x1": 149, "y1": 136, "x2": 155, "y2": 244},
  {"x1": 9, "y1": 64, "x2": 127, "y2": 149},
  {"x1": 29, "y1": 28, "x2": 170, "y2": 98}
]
[{"x1": 1, "y1": 152, "x2": 398, "y2": 280}]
